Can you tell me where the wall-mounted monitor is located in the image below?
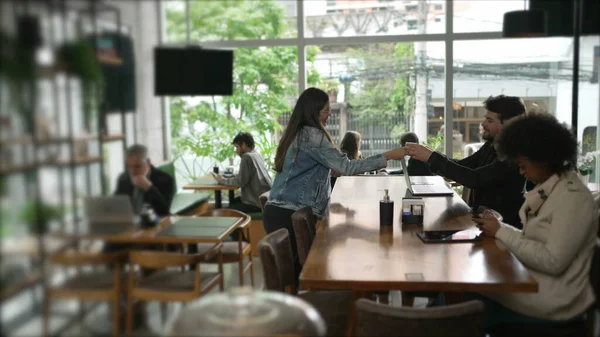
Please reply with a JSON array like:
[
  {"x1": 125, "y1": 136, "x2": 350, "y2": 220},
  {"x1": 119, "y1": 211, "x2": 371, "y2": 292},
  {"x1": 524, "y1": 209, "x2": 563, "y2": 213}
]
[
  {"x1": 154, "y1": 47, "x2": 233, "y2": 96},
  {"x1": 529, "y1": 0, "x2": 599, "y2": 36}
]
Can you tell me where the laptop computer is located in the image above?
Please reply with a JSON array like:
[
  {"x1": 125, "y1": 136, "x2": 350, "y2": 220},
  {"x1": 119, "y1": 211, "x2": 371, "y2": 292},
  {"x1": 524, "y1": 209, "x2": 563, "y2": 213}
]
[
  {"x1": 400, "y1": 159, "x2": 454, "y2": 196},
  {"x1": 83, "y1": 195, "x2": 139, "y2": 235}
]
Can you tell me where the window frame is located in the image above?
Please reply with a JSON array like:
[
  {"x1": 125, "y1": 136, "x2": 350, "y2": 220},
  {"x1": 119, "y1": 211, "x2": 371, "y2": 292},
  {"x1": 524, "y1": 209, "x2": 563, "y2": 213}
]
[{"x1": 162, "y1": 0, "x2": 600, "y2": 185}]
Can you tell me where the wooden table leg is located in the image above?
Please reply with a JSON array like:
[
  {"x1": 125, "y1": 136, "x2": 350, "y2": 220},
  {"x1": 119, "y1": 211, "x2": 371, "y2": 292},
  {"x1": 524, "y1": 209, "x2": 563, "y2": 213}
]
[
  {"x1": 346, "y1": 291, "x2": 370, "y2": 337},
  {"x1": 228, "y1": 190, "x2": 235, "y2": 206},
  {"x1": 215, "y1": 190, "x2": 222, "y2": 209}
]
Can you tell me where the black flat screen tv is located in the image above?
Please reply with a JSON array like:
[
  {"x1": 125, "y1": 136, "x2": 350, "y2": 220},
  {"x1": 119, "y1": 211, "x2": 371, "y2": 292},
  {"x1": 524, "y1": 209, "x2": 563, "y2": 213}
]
[{"x1": 154, "y1": 47, "x2": 233, "y2": 96}]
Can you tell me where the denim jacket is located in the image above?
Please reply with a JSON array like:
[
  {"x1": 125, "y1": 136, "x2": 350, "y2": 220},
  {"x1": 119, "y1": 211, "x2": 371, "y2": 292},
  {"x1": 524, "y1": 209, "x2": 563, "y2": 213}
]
[{"x1": 267, "y1": 126, "x2": 387, "y2": 217}]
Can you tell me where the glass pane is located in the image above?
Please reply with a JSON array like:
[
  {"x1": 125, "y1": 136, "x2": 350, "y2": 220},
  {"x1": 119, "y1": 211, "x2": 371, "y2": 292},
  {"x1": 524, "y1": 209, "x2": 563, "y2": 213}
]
[
  {"x1": 304, "y1": 0, "x2": 446, "y2": 38},
  {"x1": 165, "y1": 0, "x2": 297, "y2": 43},
  {"x1": 577, "y1": 36, "x2": 600, "y2": 184},
  {"x1": 453, "y1": 0, "x2": 525, "y2": 33},
  {"x1": 164, "y1": 0, "x2": 186, "y2": 43},
  {"x1": 451, "y1": 37, "x2": 575, "y2": 159},
  {"x1": 306, "y1": 42, "x2": 444, "y2": 168},
  {"x1": 169, "y1": 47, "x2": 298, "y2": 183}
]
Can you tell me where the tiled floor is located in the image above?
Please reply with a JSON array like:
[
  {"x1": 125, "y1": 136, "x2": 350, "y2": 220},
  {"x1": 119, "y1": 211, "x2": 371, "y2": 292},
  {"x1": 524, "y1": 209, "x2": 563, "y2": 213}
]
[
  {"x1": 63, "y1": 259, "x2": 265, "y2": 337},
  {"x1": 4, "y1": 257, "x2": 264, "y2": 337},
  {"x1": 5, "y1": 257, "x2": 600, "y2": 337}
]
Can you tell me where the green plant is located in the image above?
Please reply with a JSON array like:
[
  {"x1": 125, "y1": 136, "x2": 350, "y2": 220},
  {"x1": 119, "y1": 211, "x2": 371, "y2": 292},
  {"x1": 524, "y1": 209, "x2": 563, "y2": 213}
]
[
  {"x1": 19, "y1": 201, "x2": 64, "y2": 234},
  {"x1": 320, "y1": 78, "x2": 340, "y2": 93},
  {"x1": 172, "y1": 153, "x2": 203, "y2": 184},
  {"x1": 578, "y1": 151, "x2": 599, "y2": 176},
  {"x1": 0, "y1": 32, "x2": 37, "y2": 133},
  {"x1": 422, "y1": 132, "x2": 444, "y2": 152},
  {"x1": 167, "y1": 1, "x2": 298, "y2": 170},
  {"x1": 254, "y1": 133, "x2": 279, "y2": 170},
  {"x1": 57, "y1": 40, "x2": 104, "y2": 132}
]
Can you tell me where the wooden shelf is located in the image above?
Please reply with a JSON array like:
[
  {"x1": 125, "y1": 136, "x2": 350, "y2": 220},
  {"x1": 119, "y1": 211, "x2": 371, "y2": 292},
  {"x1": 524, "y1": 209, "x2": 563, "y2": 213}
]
[
  {"x1": 0, "y1": 134, "x2": 125, "y2": 147},
  {"x1": 0, "y1": 163, "x2": 40, "y2": 175},
  {"x1": 97, "y1": 54, "x2": 123, "y2": 65},
  {"x1": 100, "y1": 134, "x2": 125, "y2": 142},
  {"x1": 1, "y1": 272, "x2": 42, "y2": 302},
  {"x1": 0, "y1": 156, "x2": 102, "y2": 175},
  {"x1": 1, "y1": 236, "x2": 75, "y2": 257},
  {"x1": 54, "y1": 156, "x2": 102, "y2": 167}
]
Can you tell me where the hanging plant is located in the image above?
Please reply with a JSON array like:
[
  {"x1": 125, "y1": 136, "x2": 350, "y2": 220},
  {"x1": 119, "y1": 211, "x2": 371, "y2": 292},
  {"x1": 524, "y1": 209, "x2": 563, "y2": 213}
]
[
  {"x1": 56, "y1": 40, "x2": 104, "y2": 133},
  {"x1": 19, "y1": 201, "x2": 64, "y2": 234},
  {"x1": 0, "y1": 32, "x2": 37, "y2": 134}
]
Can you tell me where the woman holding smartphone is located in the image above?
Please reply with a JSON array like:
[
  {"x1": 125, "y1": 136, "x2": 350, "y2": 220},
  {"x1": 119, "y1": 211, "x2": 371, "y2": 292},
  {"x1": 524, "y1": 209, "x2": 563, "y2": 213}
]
[
  {"x1": 471, "y1": 113, "x2": 597, "y2": 329},
  {"x1": 264, "y1": 87, "x2": 406, "y2": 285}
]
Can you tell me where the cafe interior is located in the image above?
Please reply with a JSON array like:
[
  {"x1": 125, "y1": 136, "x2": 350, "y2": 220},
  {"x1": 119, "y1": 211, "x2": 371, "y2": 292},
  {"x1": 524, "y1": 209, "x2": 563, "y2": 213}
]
[{"x1": 1, "y1": 0, "x2": 599, "y2": 336}]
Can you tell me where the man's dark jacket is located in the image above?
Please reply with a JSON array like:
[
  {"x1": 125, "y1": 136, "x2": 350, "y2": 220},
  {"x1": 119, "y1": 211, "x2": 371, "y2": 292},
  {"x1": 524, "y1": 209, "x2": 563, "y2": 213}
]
[
  {"x1": 406, "y1": 158, "x2": 434, "y2": 176},
  {"x1": 114, "y1": 166, "x2": 175, "y2": 216},
  {"x1": 427, "y1": 142, "x2": 527, "y2": 229}
]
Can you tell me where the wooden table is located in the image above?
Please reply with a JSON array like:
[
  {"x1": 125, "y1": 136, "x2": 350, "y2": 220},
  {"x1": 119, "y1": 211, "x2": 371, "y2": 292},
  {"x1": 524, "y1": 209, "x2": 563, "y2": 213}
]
[
  {"x1": 183, "y1": 175, "x2": 238, "y2": 209},
  {"x1": 300, "y1": 175, "x2": 538, "y2": 294},
  {"x1": 1, "y1": 235, "x2": 75, "y2": 257},
  {"x1": 53, "y1": 216, "x2": 246, "y2": 244}
]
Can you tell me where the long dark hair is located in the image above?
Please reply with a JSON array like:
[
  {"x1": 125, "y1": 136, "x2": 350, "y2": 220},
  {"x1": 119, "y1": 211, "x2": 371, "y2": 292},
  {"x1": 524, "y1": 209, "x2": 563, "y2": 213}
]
[
  {"x1": 339, "y1": 131, "x2": 361, "y2": 160},
  {"x1": 274, "y1": 88, "x2": 333, "y2": 172}
]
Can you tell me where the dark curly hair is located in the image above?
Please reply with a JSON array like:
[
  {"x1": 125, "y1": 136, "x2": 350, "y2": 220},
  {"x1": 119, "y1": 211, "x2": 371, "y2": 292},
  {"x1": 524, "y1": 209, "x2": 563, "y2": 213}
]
[{"x1": 494, "y1": 112, "x2": 577, "y2": 175}]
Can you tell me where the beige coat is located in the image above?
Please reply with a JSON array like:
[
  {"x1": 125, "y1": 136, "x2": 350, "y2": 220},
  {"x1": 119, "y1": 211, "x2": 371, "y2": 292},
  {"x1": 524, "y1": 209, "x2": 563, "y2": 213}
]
[{"x1": 484, "y1": 170, "x2": 598, "y2": 320}]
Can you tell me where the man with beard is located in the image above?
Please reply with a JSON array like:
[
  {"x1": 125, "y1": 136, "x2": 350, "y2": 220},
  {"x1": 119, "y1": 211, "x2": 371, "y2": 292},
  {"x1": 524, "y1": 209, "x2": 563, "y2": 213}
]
[{"x1": 404, "y1": 95, "x2": 528, "y2": 229}]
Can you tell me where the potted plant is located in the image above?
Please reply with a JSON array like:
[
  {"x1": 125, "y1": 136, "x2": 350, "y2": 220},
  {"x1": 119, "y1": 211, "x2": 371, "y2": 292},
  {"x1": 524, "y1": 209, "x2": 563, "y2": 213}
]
[
  {"x1": 577, "y1": 151, "x2": 599, "y2": 185},
  {"x1": 19, "y1": 201, "x2": 64, "y2": 234},
  {"x1": 56, "y1": 40, "x2": 104, "y2": 133},
  {"x1": 321, "y1": 78, "x2": 340, "y2": 103},
  {"x1": 0, "y1": 32, "x2": 37, "y2": 134}
]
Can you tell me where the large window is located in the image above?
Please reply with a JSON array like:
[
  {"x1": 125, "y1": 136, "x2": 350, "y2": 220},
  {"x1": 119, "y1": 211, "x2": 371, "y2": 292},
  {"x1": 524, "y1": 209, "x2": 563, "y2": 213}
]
[
  {"x1": 453, "y1": 0, "x2": 524, "y2": 33},
  {"x1": 165, "y1": 0, "x2": 297, "y2": 43},
  {"x1": 308, "y1": 42, "x2": 443, "y2": 167},
  {"x1": 164, "y1": 0, "x2": 600, "y2": 182},
  {"x1": 304, "y1": 0, "x2": 445, "y2": 37},
  {"x1": 450, "y1": 37, "x2": 575, "y2": 159}
]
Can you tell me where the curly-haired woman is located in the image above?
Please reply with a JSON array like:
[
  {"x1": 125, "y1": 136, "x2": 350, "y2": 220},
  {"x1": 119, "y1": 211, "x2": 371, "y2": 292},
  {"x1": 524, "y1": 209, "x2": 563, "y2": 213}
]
[{"x1": 473, "y1": 112, "x2": 597, "y2": 327}]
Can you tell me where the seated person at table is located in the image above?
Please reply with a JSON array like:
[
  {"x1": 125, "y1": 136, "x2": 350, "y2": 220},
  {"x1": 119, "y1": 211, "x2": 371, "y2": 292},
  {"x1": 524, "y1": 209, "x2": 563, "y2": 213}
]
[
  {"x1": 105, "y1": 144, "x2": 175, "y2": 264},
  {"x1": 264, "y1": 87, "x2": 407, "y2": 286},
  {"x1": 387, "y1": 132, "x2": 433, "y2": 176},
  {"x1": 405, "y1": 95, "x2": 528, "y2": 229},
  {"x1": 331, "y1": 130, "x2": 362, "y2": 189},
  {"x1": 471, "y1": 113, "x2": 598, "y2": 328},
  {"x1": 213, "y1": 132, "x2": 273, "y2": 213},
  {"x1": 401, "y1": 132, "x2": 434, "y2": 176},
  {"x1": 114, "y1": 144, "x2": 175, "y2": 216}
]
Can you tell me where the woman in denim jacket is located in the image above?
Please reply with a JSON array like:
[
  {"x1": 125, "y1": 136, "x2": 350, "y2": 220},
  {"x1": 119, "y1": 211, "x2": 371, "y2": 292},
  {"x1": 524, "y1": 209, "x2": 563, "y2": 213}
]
[{"x1": 264, "y1": 88, "x2": 407, "y2": 284}]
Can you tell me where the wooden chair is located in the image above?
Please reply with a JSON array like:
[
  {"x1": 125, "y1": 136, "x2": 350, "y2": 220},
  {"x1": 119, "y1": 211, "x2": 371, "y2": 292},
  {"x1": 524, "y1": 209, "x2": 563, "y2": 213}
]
[
  {"x1": 258, "y1": 229, "x2": 352, "y2": 337},
  {"x1": 126, "y1": 245, "x2": 223, "y2": 335},
  {"x1": 355, "y1": 298, "x2": 486, "y2": 337},
  {"x1": 44, "y1": 250, "x2": 128, "y2": 337},
  {"x1": 248, "y1": 191, "x2": 270, "y2": 256},
  {"x1": 291, "y1": 206, "x2": 317, "y2": 266},
  {"x1": 195, "y1": 209, "x2": 254, "y2": 287}
]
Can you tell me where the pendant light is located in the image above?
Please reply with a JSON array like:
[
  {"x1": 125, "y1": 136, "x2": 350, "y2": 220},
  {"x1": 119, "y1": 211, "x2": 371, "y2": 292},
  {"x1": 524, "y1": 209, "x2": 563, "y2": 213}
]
[{"x1": 502, "y1": 0, "x2": 547, "y2": 38}]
